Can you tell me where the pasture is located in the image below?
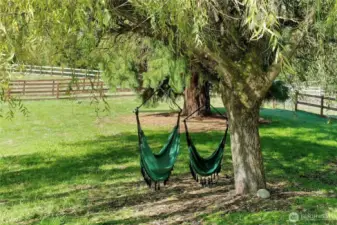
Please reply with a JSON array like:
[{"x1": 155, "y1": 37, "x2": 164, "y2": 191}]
[{"x1": 0, "y1": 97, "x2": 336, "y2": 225}]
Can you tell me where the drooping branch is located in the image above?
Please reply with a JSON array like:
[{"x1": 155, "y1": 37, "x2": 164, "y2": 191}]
[
  {"x1": 267, "y1": 8, "x2": 317, "y2": 84},
  {"x1": 217, "y1": 7, "x2": 318, "y2": 109}
]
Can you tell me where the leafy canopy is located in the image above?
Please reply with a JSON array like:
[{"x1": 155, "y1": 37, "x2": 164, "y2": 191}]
[{"x1": 1, "y1": 0, "x2": 336, "y2": 113}]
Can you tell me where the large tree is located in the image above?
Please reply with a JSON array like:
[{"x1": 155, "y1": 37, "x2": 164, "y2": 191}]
[
  {"x1": 182, "y1": 63, "x2": 212, "y2": 117},
  {"x1": 1, "y1": 0, "x2": 336, "y2": 194},
  {"x1": 105, "y1": 0, "x2": 336, "y2": 194},
  {"x1": 95, "y1": 34, "x2": 212, "y2": 116}
]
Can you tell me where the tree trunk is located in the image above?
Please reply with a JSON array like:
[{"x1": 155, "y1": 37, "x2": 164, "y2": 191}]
[
  {"x1": 182, "y1": 71, "x2": 211, "y2": 116},
  {"x1": 223, "y1": 95, "x2": 266, "y2": 194}
]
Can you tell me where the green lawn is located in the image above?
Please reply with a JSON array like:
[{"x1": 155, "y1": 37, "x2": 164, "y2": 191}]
[{"x1": 0, "y1": 97, "x2": 336, "y2": 225}]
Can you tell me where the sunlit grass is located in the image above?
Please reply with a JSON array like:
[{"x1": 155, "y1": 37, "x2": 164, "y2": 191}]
[{"x1": 0, "y1": 97, "x2": 336, "y2": 224}]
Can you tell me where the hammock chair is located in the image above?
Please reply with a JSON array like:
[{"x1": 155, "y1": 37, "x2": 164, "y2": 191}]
[
  {"x1": 183, "y1": 105, "x2": 229, "y2": 186},
  {"x1": 134, "y1": 88, "x2": 182, "y2": 190}
]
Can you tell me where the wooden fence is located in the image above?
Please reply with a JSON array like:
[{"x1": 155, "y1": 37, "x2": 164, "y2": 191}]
[
  {"x1": 8, "y1": 78, "x2": 133, "y2": 100},
  {"x1": 9, "y1": 64, "x2": 101, "y2": 77},
  {"x1": 295, "y1": 92, "x2": 337, "y2": 117}
]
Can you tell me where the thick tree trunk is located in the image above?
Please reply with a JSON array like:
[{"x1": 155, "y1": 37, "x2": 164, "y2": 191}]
[
  {"x1": 223, "y1": 95, "x2": 266, "y2": 194},
  {"x1": 182, "y1": 71, "x2": 211, "y2": 116}
]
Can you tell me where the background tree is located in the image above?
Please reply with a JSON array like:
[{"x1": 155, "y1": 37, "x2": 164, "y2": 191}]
[
  {"x1": 182, "y1": 63, "x2": 212, "y2": 116},
  {"x1": 95, "y1": 34, "x2": 213, "y2": 116}
]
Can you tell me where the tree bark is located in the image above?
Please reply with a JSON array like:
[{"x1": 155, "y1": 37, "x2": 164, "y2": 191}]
[
  {"x1": 182, "y1": 71, "x2": 211, "y2": 117},
  {"x1": 223, "y1": 94, "x2": 266, "y2": 194}
]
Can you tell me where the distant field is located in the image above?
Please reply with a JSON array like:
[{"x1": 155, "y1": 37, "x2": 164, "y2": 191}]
[{"x1": 0, "y1": 97, "x2": 336, "y2": 224}]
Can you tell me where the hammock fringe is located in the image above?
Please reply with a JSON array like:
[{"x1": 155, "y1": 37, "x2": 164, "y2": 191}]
[
  {"x1": 141, "y1": 166, "x2": 152, "y2": 188},
  {"x1": 141, "y1": 165, "x2": 175, "y2": 190},
  {"x1": 189, "y1": 161, "x2": 221, "y2": 186}
]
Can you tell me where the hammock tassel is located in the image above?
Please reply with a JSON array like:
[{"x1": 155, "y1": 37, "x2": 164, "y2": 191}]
[
  {"x1": 202, "y1": 178, "x2": 205, "y2": 186},
  {"x1": 189, "y1": 163, "x2": 197, "y2": 181},
  {"x1": 141, "y1": 167, "x2": 152, "y2": 188}
]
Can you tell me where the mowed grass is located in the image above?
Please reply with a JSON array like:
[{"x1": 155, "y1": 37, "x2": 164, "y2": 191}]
[{"x1": 0, "y1": 97, "x2": 336, "y2": 225}]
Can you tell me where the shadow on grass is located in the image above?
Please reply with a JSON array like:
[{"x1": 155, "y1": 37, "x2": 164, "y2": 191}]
[
  {"x1": 262, "y1": 135, "x2": 337, "y2": 188},
  {"x1": 0, "y1": 109, "x2": 336, "y2": 224},
  {"x1": 1, "y1": 118, "x2": 335, "y2": 191},
  {"x1": 0, "y1": 130, "x2": 231, "y2": 202}
]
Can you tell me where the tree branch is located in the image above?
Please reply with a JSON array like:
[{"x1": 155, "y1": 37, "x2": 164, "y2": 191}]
[{"x1": 267, "y1": 8, "x2": 316, "y2": 86}]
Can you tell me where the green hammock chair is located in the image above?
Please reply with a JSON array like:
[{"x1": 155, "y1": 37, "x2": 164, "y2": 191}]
[
  {"x1": 135, "y1": 89, "x2": 182, "y2": 190},
  {"x1": 183, "y1": 105, "x2": 229, "y2": 185}
]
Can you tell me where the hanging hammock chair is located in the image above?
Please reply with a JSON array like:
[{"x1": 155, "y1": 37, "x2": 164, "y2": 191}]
[
  {"x1": 135, "y1": 88, "x2": 182, "y2": 190},
  {"x1": 183, "y1": 105, "x2": 229, "y2": 185}
]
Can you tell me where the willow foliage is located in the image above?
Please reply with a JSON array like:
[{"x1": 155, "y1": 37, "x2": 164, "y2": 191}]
[{"x1": 1, "y1": 0, "x2": 337, "y2": 114}]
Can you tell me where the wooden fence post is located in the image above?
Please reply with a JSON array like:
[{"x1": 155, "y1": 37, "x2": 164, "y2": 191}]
[
  {"x1": 320, "y1": 95, "x2": 324, "y2": 117},
  {"x1": 56, "y1": 83, "x2": 60, "y2": 99},
  {"x1": 7, "y1": 87, "x2": 11, "y2": 99},
  {"x1": 295, "y1": 92, "x2": 298, "y2": 111},
  {"x1": 23, "y1": 81, "x2": 26, "y2": 95},
  {"x1": 100, "y1": 82, "x2": 103, "y2": 97},
  {"x1": 52, "y1": 80, "x2": 55, "y2": 96},
  {"x1": 83, "y1": 78, "x2": 85, "y2": 91},
  {"x1": 40, "y1": 65, "x2": 42, "y2": 75}
]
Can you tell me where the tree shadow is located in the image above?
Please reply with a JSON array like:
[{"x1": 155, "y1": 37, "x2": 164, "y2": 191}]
[
  {"x1": 1, "y1": 108, "x2": 336, "y2": 224},
  {"x1": 0, "y1": 130, "x2": 232, "y2": 204},
  {"x1": 262, "y1": 135, "x2": 337, "y2": 190}
]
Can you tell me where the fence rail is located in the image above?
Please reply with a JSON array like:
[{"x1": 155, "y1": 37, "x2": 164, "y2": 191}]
[
  {"x1": 295, "y1": 92, "x2": 337, "y2": 117},
  {"x1": 8, "y1": 78, "x2": 133, "y2": 100},
  {"x1": 9, "y1": 64, "x2": 102, "y2": 77}
]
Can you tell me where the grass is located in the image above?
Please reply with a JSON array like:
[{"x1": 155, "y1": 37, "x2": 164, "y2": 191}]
[{"x1": 0, "y1": 97, "x2": 336, "y2": 225}]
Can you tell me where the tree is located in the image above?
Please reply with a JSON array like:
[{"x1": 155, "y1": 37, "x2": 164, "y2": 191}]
[
  {"x1": 182, "y1": 64, "x2": 211, "y2": 117},
  {"x1": 105, "y1": 0, "x2": 336, "y2": 194},
  {"x1": 1, "y1": 0, "x2": 336, "y2": 194},
  {"x1": 96, "y1": 34, "x2": 212, "y2": 116}
]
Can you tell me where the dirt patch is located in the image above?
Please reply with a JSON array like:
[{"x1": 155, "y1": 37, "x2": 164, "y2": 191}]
[
  {"x1": 119, "y1": 112, "x2": 228, "y2": 133},
  {"x1": 106, "y1": 175, "x2": 318, "y2": 225},
  {"x1": 22, "y1": 173, "x2": 330, "y2": 225},
  {"x1": 259, "y1": 117, "x2": 272, "y2": 124},
  {"x1": 118, "y1": 113, "x2": 271, "y2": 133}
]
